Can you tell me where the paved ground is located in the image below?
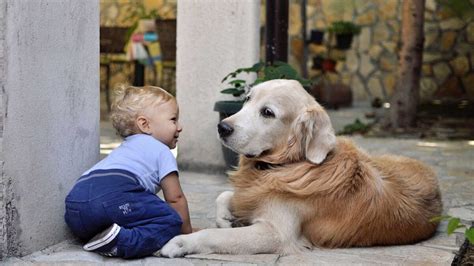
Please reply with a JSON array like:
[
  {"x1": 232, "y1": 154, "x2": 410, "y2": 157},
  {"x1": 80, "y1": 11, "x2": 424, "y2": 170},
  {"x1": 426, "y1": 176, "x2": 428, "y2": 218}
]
[{"x1": 6, "y1": 105, "x2": 473, "y2": 265}]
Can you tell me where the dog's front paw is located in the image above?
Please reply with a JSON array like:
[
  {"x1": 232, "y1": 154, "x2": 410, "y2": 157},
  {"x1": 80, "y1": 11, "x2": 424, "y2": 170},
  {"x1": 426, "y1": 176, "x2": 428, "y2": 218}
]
[
  {"x1": 161, "y1": 235, "x2": 191, "y2": 258},
  {"x1": 216, "y1": 212, "x2": 235, "y2": 228},
  {"x1": 215, "y1": 191, "x2": 235, "y2": 228}
]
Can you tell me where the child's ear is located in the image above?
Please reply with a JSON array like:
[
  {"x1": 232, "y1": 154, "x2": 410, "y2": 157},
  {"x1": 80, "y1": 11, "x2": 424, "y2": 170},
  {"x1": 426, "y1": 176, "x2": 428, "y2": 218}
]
[{"x1": 136, "y1": 116, "x2": 151, "y2": 134}]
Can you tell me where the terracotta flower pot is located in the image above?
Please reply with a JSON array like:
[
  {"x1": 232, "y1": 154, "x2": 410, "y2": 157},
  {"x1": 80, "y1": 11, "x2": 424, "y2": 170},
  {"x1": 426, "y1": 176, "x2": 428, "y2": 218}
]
[
  {"x1": 322, "y1": 59, "x2": 336, "y2": 72},
  {"x1": 310, "y1": 83, "x2": 352, "y2": 109}
]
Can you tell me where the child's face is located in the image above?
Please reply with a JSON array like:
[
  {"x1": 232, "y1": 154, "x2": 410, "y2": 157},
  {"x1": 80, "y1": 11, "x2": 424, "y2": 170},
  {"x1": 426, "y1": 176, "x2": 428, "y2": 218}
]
[{"x1": 145, "y1": 100, "x2": 182, "y2": 149}]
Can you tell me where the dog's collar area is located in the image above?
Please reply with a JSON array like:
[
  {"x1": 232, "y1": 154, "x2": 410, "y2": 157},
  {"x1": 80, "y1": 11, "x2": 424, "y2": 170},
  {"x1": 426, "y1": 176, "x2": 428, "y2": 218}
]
[
  {"x1": 254, "y1": 161, "x2": 281, "y2": 170},
  {"x1": 245, "y1": 149, "x2": 271, "y2": 159}
]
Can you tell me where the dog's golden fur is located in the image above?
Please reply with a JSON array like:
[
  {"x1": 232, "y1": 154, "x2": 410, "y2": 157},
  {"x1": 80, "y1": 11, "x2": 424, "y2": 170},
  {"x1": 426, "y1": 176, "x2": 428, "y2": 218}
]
[
  {"x1": 225, "y1": 80, "x2": 442, "y2": 248},
  {"x1": 230, "y1": 137, "x2": 442, "y2": 248}
]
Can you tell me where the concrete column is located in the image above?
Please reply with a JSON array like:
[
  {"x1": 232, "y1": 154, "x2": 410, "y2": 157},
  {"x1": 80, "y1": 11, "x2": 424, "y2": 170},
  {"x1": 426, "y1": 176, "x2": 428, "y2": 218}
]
[
  {"x1": 0, "y1": 0, "x2": 7, "y2": 258},
  {"x1": 0, "y1": 0, "x2": 99, "y2": 257},
  {"x1": 177, "y1": 0, "x2": 260, "y2": 172}
]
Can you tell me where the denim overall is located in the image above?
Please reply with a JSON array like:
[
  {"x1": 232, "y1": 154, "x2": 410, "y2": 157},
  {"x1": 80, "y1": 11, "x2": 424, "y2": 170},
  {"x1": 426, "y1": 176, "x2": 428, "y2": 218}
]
[{"x1": 64, "y1": 169, "x2": 182, "y2": 258}]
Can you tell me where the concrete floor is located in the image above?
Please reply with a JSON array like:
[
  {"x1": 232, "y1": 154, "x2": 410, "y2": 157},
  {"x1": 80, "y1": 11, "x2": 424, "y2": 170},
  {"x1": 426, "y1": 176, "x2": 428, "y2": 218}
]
[{"x1": 6, "y1": 104, "x2": 473, "y2": 265}]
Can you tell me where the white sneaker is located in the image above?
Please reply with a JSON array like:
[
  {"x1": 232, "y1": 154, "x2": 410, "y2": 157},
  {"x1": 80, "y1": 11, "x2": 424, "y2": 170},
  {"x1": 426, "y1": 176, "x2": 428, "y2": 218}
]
[{"x1": 83, "y1": 223, "x2": 121, "y2": 251}]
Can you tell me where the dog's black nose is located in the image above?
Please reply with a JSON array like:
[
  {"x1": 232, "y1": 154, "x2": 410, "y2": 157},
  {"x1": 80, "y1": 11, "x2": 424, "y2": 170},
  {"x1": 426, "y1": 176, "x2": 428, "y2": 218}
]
[{"x1": 217, "y1": 122, "x2": 234, "y2": 138}]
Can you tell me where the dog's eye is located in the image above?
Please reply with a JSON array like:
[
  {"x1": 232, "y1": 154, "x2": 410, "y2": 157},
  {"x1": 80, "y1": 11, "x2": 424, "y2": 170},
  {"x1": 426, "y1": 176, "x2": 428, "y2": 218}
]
[{"x1": 260, "y1": 107, "x2": 275, "y2": 118}]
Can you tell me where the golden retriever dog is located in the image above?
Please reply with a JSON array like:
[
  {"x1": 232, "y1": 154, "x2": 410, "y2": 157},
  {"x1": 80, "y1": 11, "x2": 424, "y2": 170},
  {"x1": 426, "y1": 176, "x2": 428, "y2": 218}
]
[{"x1": 161, "y1": 79, "x2": 442, "y2": 257}]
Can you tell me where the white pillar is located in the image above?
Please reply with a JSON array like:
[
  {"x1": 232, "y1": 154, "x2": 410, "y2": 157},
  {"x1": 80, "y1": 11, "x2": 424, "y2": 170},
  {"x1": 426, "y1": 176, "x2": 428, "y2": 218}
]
[
  {"x1": 0, "y1": 0, "x2": 99, "y2": 257},
  {"x1": 177, "y1": 0, "x2": 260, "y2": 172}
]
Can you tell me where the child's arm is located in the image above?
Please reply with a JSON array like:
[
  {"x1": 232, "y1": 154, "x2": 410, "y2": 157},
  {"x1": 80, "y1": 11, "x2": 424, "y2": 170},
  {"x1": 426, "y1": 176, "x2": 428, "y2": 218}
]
[{"x1": 161, "y1": 172, "x2": 193, "y2": 234}]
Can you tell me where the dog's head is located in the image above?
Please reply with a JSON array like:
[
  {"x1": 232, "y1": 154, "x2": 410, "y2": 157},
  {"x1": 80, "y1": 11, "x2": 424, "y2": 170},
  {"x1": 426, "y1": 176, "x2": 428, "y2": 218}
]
[{"x1": 217, "y1": 79, "x2": 336, "y2": 164}]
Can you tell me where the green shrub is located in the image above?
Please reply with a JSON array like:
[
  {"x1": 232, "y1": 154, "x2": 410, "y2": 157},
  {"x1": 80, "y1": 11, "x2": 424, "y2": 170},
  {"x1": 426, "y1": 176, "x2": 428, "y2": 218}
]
[
  {"x1": 338, "y1": 119, "x2": 371, "y2": 135},
  {"x1": 327, "y1": 21, "x2": 361, "y2": 35}
]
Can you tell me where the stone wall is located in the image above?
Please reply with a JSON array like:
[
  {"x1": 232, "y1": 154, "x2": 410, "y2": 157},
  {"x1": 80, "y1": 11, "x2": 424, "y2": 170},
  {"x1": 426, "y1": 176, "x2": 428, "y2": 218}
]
[
  {"x1": 100, "y1": 0, "x2": 474, "y2": 103},
  {"x1": 288, "y1": 0, "x2": 474, "y2": 103},
  {"x1": 100, "y1": 0, "x2": 176, "y2": 26}
]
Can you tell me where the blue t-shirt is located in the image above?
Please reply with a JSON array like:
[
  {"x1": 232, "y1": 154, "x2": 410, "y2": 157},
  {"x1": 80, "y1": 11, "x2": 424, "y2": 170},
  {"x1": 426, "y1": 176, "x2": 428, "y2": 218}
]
[{"x1": 83, "y1": 134, "x2": 178, "y2": 194}]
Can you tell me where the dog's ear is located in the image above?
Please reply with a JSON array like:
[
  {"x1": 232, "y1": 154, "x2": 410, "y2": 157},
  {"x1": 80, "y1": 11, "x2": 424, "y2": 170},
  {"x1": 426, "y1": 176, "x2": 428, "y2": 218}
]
[{"x1": 290, "y1": 105, "x2": 336, "y2": 164}]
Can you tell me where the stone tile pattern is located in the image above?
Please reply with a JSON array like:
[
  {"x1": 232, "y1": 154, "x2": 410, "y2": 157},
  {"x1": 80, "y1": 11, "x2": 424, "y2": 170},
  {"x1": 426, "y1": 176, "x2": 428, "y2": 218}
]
[
  {"x1": 9, "y1": 137, "x2": 474, "y2": 265},
  {"x1": 289, "y1": 0, "x2": 474, "y2": 102}
]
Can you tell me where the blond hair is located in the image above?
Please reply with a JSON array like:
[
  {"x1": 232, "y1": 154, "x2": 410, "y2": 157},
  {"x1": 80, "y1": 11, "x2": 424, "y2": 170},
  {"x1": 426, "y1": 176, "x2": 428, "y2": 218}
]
[{"x1": 110, "y1": 85, "x2": 174, "y2": 138}]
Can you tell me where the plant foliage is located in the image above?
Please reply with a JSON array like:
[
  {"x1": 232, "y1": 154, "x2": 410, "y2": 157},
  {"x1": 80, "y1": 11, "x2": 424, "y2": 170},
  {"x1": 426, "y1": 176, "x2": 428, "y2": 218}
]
[
  {"x1": 221, "y1": 61, "x2": 312, "y2": 98},
  {"x1": 430, "y1": 215, "x2": 474, "y2": 244},
  {"x1": 338, "y1": 119, "x2": 372, "y2": 135},
  {"x1": 436, "y1": 0, "x2": 474, "y2": 20},
  {"x1": 327, "y1": 21, "x2": 361, "y2": 35}
]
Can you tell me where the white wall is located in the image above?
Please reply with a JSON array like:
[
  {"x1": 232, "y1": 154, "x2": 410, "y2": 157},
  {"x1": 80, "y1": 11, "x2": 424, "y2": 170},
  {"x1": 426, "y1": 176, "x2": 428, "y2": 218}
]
[
  {"x1": 177, "y1": 0, "x2": 260, "y2": 172},
  {"x1": 0, "y1": 0, "x2": 7, "y2": 258},
  {"x1": 0, "y1": 0, "x2": 99, "y2": 257}
]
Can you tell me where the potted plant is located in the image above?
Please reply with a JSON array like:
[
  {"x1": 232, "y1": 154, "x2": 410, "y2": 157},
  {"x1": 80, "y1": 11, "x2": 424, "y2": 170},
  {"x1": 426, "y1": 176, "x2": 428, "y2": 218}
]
[
  {"x1": 327, "y1": 21, "x2": 361, "y2": 50},
  {"x1": 312, "y1": 55, "x2": 336, "y2": 73},
  {"x1": 310, "y1": 80, "x2": 352, "y2": 109},
  {"x1": 215, "y1": 61, "x2": 311, "y2": 168},
  {"x1": 312, "y1": 55, "x2": 324, "y2": 70},
  {"x1": 322, "y1": 58, "x2": 337, "y2": 72},
  {"x1": 216, "y1": 61, "x2": 311, "y2": 115},
  {"x1": 309, "y1": 29, "x2": 325, "y2": 45}
]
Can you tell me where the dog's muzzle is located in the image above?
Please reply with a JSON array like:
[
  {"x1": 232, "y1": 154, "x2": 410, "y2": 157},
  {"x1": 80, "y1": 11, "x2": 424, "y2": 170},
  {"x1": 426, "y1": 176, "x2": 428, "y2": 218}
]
[{"x1": 217, "y1": 122, "x2": 234, "y2": 138}]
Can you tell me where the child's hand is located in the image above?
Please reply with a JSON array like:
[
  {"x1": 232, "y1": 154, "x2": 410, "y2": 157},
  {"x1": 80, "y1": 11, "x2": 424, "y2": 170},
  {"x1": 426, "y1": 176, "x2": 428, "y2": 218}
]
[{"x1": 192, "y1": 227, "x2": 201, "y2": 232}]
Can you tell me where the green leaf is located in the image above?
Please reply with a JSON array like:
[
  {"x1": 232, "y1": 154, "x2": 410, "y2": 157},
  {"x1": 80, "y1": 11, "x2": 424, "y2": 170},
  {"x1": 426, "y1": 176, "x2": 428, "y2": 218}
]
[
  {"x1": 299, "y1": 78, "x2": 312, "y2": 87},
  {"x1": 279, "y1": 66, "x2": 294, "y2": 71},
  {"x1": 263, "y1": 67, "x2": 280, "y2": 80},
  {"x1": 277, "y1": 64, "x2": 298, "y2": 78},
  {"x1": 466, "y1": 228, "x2": 474, "y2": 244},
  {"x1": 327, "y1": 20, "x2": 361, "y2": 35},
  {"x1": 222, "y1": 73, "x2": 235, "y2": 83},
  {"x1": 246, "y1": 62, "x2": 264, "y2": 72},
  {"x1": 221, "y1": 73, "x2": 232, "y2": 83},
  {"x1": 228, "y1": 79, "x2": 246, "y2": 86},
  {"x1": 221, "y1": 71, "x2": 243, "y2": 83},
  {"x1": 252, "y1": 78, "x2": 265, "y2": 86},
  {"x1": 273, "y1": 61, "x2": 286, "y2": 66},
  {"x1": 447, "y1": 217, "x2": 463, "y2": 235},
  {"x1": 220, "y1": 88, "x2": 245, "y2": 95}
]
